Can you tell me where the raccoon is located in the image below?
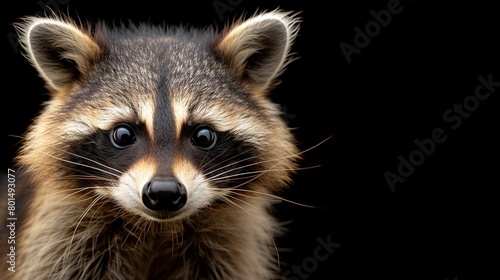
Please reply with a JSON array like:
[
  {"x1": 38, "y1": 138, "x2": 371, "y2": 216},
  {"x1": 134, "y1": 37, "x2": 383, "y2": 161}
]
[{"x1": 2, "y1": 10, "x2": 301, "y2": 280}]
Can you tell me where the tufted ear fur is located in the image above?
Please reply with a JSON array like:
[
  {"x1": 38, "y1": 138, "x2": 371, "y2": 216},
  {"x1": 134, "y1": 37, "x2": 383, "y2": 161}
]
[
  {"x1": 215, "y1": 11, "x2": 300, "y2": 93},
  {"x1": 15, "y1": 17, "x2": 104, "y2": 93}
]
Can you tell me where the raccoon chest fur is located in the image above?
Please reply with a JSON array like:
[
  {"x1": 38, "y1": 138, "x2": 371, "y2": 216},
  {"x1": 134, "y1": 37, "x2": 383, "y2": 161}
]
[
  {"x1": 2, "y1": 10, "x2": 301, "y2": 280},
  {"x1": 21, "y1": 197, "x2": 274, "y2": 279}
]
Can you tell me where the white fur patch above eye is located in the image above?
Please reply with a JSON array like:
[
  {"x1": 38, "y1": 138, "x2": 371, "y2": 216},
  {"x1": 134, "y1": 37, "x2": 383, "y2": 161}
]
[
  {"x1": 137, "y1": 98, "x2": 156, "y2": 140},
  {"x1": 190, "y1": 103, "x2": 267, "y2": 147},
  {"x1": 61, "y1": 120, "x2": 96, "y2": 141},
  {"x1": 90, "y1": 98, "x2": 155, "y2": 138},
  {"x1": 171, "y1": 95, "x2": 193, "y2": 139},
  {"x1": 171, "y1": 90, "x2": 268, "y2": 147},
  {"x1": 94, "y1": 106, "x2": 136, "y2": 131}
]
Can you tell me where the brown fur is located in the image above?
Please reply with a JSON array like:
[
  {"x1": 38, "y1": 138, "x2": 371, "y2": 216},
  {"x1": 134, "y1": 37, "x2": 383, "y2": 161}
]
[{"x1": 1, "y1": 10, "x2": 300, "y2": 280}]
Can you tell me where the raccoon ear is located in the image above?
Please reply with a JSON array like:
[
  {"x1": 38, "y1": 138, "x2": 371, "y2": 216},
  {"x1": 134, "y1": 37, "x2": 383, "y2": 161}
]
[
  {"x1": 215, "y1": 11, "x2": 300, "y2": 92},
  {"x1": 16, "y1": 17, "x2": 103, "y2": 92}
]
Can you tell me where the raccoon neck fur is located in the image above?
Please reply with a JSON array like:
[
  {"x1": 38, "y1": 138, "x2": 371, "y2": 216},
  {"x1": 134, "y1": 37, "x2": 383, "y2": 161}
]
[{"x1": 14, "y1": 179, "x2": 280, "y2": 280}]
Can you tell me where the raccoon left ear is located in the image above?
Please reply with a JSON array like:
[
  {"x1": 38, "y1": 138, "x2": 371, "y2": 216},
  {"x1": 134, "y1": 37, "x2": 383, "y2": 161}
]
[
  {"x1": 16, "y1": 16, "x2": 103, "y2": 93},
  {"x1": 215, "y1": 11, "x2": 300, "y2": 93}
]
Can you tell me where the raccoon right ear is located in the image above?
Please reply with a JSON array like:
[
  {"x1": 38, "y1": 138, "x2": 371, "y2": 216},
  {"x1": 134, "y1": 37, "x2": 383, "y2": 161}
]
[
  {"x1": 15, "y1": 17, "x2": 103, "y2": 92},
  {"x1": 215, "y1": 11, "x2": 300, "y2": 94}
]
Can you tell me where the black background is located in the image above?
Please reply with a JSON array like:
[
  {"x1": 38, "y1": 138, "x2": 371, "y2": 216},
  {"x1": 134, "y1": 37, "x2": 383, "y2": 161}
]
[{"x1": 2, "y1": 1, "x2": 499, "y2": 279}]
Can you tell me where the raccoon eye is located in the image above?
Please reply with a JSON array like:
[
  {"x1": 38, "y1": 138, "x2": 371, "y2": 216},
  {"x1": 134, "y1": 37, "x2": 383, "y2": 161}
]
[
  {"x1": 111, "y1": 124, "x2": 136, "y2": 149},
  {"x1": 192, "y1": 126, "x2": 217, "y2": 150}
]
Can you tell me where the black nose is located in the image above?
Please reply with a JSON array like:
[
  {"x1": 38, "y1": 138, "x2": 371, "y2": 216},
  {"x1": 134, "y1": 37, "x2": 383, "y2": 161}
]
[{"x1": 142, "y1": 177, "x2": 187, "y2": 211}]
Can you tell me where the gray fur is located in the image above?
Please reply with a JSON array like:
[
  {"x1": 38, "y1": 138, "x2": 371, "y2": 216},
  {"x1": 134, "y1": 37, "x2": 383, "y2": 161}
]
[{"x1": 1, "y1": 10, "x2": 300, "y2": 280}]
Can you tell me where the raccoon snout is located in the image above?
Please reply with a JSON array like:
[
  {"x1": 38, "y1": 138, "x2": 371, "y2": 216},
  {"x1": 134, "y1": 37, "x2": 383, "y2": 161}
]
[{"x1": 142, "y1": 177, "x2": 187, "y2": 212}]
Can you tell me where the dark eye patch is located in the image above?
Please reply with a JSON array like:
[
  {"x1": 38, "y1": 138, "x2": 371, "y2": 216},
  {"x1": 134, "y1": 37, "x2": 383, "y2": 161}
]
[
  {"x1": 63, "y1": 125, "x2": 145, "y2": 189},
  {"x1": 184, "y1": 126, "x2": 261, "y2": 189}
]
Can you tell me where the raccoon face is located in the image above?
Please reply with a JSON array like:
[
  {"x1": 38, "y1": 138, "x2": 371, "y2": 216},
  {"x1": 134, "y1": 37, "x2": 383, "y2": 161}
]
[{"x1": 16, "y1": 11, "x2": 300, "y2": 222}]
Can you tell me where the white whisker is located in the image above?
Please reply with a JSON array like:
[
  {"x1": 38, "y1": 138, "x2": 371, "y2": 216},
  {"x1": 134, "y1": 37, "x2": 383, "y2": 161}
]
[
  {"x1": 55, "y1": 148, "x2": 124, "y2": 175},
  {"x1": 203, "y1": 153, "x2": 261, "y2": 178},
  {"x1": 42, "y1": 152, "x2": 122, "y2": 179},
  {"x1": 207, "y1": 165, "x2": 320, "y2": 183},
  {"x1": 204, "y1": 136, "x2": 330, "y2": 180},
  {"x1": 202, "y1": 146, "x2": 253, "y2": 174},
  {"x1": 57, "y1": 194, "x2": 103, "y2": 276},
  {"x1": 220, "y1": 193, "x2": 281, "y2": 270},
  {"x1": 133, "y1": 218, "x2": 149, "y2": 250},
  {"x1": 58, "y1": 186, "x2": 109, "y2": 201},
  {"x1": 225, "y1": 188, "x2": 319, "y2": 208},
  {"x1": 122, "y1": 217, "x2": 141, "y2": 248}
]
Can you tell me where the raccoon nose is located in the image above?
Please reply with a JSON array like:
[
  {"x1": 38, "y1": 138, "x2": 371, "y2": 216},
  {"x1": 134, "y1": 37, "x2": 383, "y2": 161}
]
[{"x1": 142, "y1": 177, "x2": 187, "y2": 212}]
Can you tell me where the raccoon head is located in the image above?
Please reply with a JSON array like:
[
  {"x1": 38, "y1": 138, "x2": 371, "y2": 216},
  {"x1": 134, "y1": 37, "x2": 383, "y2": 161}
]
[{"x1": 16, "y1": 11, "x2": 300, "y2": 222}]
